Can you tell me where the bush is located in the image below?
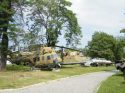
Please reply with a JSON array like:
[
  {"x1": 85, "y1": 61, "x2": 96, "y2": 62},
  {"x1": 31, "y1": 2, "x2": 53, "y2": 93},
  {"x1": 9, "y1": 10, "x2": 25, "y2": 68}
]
[{"x1": 6, "y1": 64, "x2": 31, "y2": 71}]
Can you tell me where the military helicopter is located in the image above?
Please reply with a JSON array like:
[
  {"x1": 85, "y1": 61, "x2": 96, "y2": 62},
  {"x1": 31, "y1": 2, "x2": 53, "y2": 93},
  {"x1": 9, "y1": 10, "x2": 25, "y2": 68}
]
[
  {"x1": 9, "y1": 46, "x2": 62, "y2": 70},
  {"x1": 9, "y1": 45, "x2": 85, "y2": 70}
]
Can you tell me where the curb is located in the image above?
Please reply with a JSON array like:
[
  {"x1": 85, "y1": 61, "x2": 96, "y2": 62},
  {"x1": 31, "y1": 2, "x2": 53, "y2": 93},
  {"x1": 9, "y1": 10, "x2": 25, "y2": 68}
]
[
  {"x1": 93, "y1": 79, "x2": 105, "y2": 93},
  {"x1": 93, "y1": 70, "x2": 117, "y2": 93}
]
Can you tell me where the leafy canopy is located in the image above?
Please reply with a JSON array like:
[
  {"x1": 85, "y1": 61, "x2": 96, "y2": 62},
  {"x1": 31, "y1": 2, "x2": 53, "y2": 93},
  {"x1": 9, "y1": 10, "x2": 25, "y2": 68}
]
[
  {"x1": 87, "y1": 32, "x2": 115, "y2": 60},
  {"x1": 27, "y1": 0, "x2": 82, "y2": 47},
  {"x1": 86, "y1": 32, "x2": 125, "y2": 61}
]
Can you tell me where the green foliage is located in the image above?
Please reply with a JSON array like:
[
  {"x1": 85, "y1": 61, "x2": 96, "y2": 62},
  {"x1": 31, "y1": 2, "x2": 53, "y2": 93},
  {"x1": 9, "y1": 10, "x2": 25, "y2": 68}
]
[
  {"x1": 0, "y1": 0, "x2": 28, "y2": 70},
  {"x1": 86, "y1": 32, "x2": 125, "y2": 61},
  {"x1": 6, "y1": 64, "x2": 30, "y2": 71},
  {"x1": 113, "y1": 37, "x2": 125, "y2": 60},
  {"x1": 120, "y1": 29, "x2": 125, "y2": 33},
  {"x1": 27, "y1": 0, "x2": 82, "y2": 47},
  {"x1": 87, "y1": 32, "x2": 115, "y2": 60},
  {"x1": 97, "y1": 73, "x2": 125, "y2": 93},
  {"x1": 0, "y1": 0, "x2": 14, "y2": 70},
  {"x1": 0, "y1": 0, "x2": 82, "y2": 70}
]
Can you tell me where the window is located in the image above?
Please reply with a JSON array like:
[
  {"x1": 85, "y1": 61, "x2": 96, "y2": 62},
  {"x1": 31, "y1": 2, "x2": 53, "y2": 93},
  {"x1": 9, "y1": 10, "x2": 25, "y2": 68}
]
[{"x1": 47, "y1": 55, "x2": 51, "y2": 60}]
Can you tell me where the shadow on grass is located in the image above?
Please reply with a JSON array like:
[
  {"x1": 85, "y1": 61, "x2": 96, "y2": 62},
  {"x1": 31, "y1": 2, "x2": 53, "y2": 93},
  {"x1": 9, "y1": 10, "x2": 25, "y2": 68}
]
[
  {"x1": 40, "y1": 68, "x2": 53, "y2": 71},
  {"x1": 61, "y1": 66, "x2": 74, "y2": 69},
  {"x1": 115, "y1": 74, "x2": 123, "y2": 76},
  {"x1": 121, "y1": 81, "x2": 125, "y2": 84},
  {"x1": 103, "y1": 69, "x2": 114, "y2": 72}
]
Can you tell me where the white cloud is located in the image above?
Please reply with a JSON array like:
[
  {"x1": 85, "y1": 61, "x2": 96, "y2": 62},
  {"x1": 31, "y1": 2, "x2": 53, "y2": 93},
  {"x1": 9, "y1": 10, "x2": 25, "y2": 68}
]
[
  {"x1": 71, "y1": 0, "x2": 125, "y2": 28},
  {"x1": 69, "y1": 0, "x2": 125, "y2": 47}
]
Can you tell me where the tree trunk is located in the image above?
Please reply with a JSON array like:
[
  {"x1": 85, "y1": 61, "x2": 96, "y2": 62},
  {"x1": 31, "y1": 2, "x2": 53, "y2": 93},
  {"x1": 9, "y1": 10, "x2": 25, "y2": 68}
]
[
  {"x1": 0, "y1": 30, "x2": 8, "y2": 71},
  {"x1": 0, "y1": 0, "x2": 11, "y2": 71}
]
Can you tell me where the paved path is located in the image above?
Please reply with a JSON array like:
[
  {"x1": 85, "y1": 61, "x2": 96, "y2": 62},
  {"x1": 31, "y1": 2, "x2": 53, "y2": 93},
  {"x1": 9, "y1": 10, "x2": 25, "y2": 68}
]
[{"x1": 0, "y1": 71, "x2": 116, "y2": 93}]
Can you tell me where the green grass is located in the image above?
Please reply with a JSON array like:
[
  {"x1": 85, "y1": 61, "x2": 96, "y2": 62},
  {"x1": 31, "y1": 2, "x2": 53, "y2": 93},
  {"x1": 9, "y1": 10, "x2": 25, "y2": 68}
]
[
  {"x1": 6, "y1": 65, "x2": 31, "y2": 71},
  {"x1": 97, "y1": 72, "x2": 125, "y2": 93},
  {"x1": 0, "y1": 65, "x2": 115, "y2": 89}
]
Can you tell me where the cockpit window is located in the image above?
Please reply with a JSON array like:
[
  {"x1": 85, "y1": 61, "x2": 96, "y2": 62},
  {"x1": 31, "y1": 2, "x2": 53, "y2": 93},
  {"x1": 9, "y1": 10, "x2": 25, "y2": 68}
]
[{"x1": 47, "y1": 55, "x2": 51, "y2": 60}]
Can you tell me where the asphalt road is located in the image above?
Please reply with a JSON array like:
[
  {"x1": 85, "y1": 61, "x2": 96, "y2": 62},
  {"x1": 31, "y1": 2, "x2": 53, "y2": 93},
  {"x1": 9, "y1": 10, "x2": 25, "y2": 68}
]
[{"x1": 0, "y1": 71, "x2": 116, "y2": 93}]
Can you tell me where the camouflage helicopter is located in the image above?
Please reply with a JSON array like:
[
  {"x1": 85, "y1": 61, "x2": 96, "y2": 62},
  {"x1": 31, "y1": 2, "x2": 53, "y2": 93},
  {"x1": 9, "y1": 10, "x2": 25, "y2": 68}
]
[
  {"x1": 8, "y1": 45, "x2": 85, "y2": 70},
  {"x1": 9, "y1": 47, "x2": 62, "y2": 70}
]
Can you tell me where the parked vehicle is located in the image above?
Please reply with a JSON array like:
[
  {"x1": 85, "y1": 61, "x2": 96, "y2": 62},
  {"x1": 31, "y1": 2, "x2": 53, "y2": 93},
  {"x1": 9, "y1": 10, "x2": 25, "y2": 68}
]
[
  {"x1": 115, "y1": 60, "x2": 125, "y2": 79},
  {"x1": 92, "y1": 58, "x2": 112, "y2": 66},
  {"x1": 115, "y1": 60, "x2": 125, "y2": 72},
  {"x1": 84, "y1": 58, "x2": 112, "y2": 67}
]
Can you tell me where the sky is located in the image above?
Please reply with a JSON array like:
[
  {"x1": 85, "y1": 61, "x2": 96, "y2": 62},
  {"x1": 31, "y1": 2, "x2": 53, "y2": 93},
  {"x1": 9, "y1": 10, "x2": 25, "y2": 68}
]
[{"x1": 58, "y1": 0, "x2": 125, "y2": 48}]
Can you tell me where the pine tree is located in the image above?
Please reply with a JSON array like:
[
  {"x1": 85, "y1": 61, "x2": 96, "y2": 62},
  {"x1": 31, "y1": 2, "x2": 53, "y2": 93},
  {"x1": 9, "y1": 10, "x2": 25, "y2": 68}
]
[{"x1": 0, "y1": 0, "x2": 13, "y2": 71}]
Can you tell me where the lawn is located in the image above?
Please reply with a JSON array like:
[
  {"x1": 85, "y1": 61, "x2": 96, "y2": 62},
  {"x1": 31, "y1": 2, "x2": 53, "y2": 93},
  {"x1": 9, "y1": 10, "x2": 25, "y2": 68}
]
[
  {"x1": 0, "y1": 65, "x2": 115, "y2": 89},
  {"x1": 97, "y1": 72, "x2": 125, "y2": 93}
]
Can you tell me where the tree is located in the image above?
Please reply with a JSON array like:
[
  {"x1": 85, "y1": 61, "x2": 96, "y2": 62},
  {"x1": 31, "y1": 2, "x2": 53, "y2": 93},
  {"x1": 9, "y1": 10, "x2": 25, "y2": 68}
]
[
  {"x1": 113, "y1": 37, "x2": 125, "y2": 61},
  {"x1": 27, "y1": 0, "x2": 82, "y2": 47},
  {"x1": 0, "y1": 0, "x2": 14, "y2": 71},
  {"x1": 86, "y1": 32, "x2": 115, "y2": 61},
  {"x1": 0, "y1": 0, "x2": 82, "y2": 70},
  {"x1": 86, "y1": 32, "x2": 125, "y2": 61},
  {"x1": 0, "y1": 0, "x2": 27, "y2": 71},
  {"x1": 120, "y1": 29, "x2": 125, "y2": 33}
]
